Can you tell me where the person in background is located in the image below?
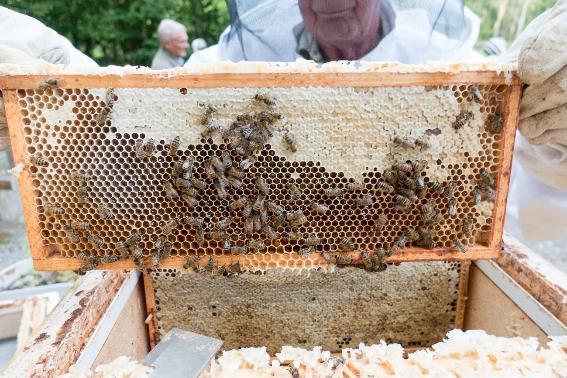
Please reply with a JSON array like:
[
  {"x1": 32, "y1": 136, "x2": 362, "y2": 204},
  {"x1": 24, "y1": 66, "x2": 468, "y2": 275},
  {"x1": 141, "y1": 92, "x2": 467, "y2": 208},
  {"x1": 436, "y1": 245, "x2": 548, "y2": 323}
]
[{"x1": 151, "y1": 19, "x2": 189, "y2": 70}]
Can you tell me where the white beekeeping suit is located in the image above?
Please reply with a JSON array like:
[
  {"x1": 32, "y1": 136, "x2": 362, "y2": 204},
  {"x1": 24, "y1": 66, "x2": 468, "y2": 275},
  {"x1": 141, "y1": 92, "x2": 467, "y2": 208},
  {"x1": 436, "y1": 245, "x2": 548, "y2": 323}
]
[
  {"x1": 0, "y1": 6, "x2": 98, "y2": 150},
  {"x1": 187, "y1": 0, "x2": 567, "y2": 248}
]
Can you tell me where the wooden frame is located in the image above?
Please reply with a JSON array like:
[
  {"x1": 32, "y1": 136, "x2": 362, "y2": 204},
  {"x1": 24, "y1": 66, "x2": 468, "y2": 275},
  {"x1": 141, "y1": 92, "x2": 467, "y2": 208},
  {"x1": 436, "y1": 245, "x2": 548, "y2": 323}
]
[{"x1": 1, "y1": 70, "x2": 522, "y2": 271}]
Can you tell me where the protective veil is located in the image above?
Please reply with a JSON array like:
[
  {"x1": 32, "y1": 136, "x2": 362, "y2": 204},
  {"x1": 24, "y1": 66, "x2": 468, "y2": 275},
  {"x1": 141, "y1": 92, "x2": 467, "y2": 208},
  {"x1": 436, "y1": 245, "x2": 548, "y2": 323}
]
[{"x1": 188, "y1": 0, "x2": 481, "y2": 63}]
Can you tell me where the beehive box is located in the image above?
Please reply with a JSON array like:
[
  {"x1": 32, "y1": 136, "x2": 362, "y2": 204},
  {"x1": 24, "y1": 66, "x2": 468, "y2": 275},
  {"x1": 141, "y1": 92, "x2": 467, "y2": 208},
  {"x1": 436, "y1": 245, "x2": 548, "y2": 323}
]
[{"x1": 0, "y1": 64, "x2": 521, "y2": 272}]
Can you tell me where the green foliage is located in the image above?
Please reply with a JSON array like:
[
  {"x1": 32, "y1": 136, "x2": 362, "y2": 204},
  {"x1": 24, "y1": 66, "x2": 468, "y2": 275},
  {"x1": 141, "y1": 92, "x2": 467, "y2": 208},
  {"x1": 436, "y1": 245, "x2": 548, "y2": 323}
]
[
  {"x1": 3, "y1": 0, "x2": 229, "y2": 66},
  {"x1": 465, "y1": 0, "x2": 556, "y2": 44}
]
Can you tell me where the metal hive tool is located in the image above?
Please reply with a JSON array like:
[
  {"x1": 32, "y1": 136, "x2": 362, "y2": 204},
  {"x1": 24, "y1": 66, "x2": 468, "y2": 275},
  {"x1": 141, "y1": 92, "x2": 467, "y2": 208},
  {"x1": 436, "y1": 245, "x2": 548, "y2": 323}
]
[{"x1": 0, "y1": 67, "x2": 521, "y2": 272}]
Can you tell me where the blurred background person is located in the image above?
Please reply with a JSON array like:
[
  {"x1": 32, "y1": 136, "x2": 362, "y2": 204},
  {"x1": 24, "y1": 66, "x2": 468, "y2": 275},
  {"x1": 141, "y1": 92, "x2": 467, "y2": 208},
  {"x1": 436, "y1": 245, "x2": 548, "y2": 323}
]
[{"x1": 151, "y1": 19, "x2": 189, "y2": 70}]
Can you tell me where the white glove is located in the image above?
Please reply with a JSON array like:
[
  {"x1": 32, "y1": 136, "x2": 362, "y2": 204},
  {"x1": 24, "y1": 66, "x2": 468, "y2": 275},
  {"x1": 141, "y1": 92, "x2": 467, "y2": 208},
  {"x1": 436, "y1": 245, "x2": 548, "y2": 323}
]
[
  {"x1": 514, "y1": 0, "x2": 567, "y2": 190},
  {"x1": 0, "y1": 7, "x2": 98, "y2": 151}
]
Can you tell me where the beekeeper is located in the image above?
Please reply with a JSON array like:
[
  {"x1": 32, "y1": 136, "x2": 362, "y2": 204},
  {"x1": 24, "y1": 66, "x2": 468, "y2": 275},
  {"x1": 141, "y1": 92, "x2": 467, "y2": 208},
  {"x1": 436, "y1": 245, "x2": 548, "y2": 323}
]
[
  {"x1": 187, "y1": 0, "x2": 567, "y2": 248},
  {"x1": 0, "y1": 1, "x2": 566, "y2": 248}
]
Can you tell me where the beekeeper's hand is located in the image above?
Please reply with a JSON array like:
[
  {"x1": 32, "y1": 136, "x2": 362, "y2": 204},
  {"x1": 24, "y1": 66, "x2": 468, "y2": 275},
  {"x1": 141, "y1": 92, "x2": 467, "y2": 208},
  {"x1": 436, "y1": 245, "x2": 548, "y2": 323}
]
[
  {"x1": 0, "y1": 7, "x2": 98, "y2": 151},
  {"x1": 513, "y1": 0, "x2": 567, "y2": 189}
]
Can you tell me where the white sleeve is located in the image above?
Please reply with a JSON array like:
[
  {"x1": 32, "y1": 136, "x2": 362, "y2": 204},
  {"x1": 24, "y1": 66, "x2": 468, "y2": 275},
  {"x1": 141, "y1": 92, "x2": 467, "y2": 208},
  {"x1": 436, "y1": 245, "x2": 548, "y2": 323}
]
[{"x1": 0, "y1": 6, "x2": 97, "y2": 68}]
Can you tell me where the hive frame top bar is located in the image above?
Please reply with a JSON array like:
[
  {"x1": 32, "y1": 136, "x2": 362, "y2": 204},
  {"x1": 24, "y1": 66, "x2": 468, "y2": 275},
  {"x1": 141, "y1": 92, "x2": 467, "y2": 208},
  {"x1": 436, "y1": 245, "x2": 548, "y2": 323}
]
[{"x1": 0, "y1": 62, "x2": 520, "y2": 89}]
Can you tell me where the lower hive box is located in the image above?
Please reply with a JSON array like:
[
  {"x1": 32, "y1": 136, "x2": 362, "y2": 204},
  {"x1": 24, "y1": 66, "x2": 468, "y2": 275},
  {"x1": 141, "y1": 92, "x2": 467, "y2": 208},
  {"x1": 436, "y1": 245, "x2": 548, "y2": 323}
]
[
  {"x1": 0, "y1": 63, "x2": 521, "y2": 271},
  {"x1": 145, "y1": 261, "x2": 468, "y2": 352}
]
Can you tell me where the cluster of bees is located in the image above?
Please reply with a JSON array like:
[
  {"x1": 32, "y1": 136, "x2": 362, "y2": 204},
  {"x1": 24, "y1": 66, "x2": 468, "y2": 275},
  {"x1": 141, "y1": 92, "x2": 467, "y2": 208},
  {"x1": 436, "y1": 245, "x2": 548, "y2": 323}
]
[
  {"x1": 452, "y1": 85, "x2": 502, "y2": 134},
  {"x1": 28, "y1": 85, "x2": 501, "y2": 275}
]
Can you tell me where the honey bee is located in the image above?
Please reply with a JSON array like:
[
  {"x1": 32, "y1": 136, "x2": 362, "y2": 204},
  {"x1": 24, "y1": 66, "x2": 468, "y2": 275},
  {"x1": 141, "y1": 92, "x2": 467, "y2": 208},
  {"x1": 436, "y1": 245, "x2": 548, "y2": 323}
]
[
  {"x1": 98, "y1": 203, "x2": 113, "y2": 219},
  {"x1": 182, "y1": 156, "x2": 195, "y2": 171},
  {"x1": 184, "y1": 216, "x2": 204, "y2": 228},
  {"x1": 163, "y1": 181, "x2": 179, "y2": 200},
  {"x1": 470, "y1": 85, "x2": 483, "y2": 104},
  {"x1": 241, "y1": 200, "x2": 253, "y2": 218},
  {"x1": 240, "y1": 156, "x2": 256, "y2": 170},
  {"x1": 470, "y1": 188, "x2": 481, "y2": 206},
  {"x1": 339, "y1": 237, "x2": 355, "y2": 251},
  {"x1": 479, "y1": 169, "x2": 495, "y2": 187},
  {"x1": 102, "y1": 255, "x2": 119, "y2": 264},
  {"x1": 404, "y1": 227, "x2": 420, "y2": 242},
  {"x1": 247, "y1": 239, "x2": 266, "y2": 253},
  {"x1": 215, "y1": 217, "x2": 233, "y2": 231},
  {"x1": 226, "y1": 166, "x2": 244, "y2": 180},
  {"x1": 181, "y1": 193, "x2": 199, "y2": 208},
  {"x1": 483, "y1": 186, "x2": 496, "y2": 201},
  {"x1": 204, "y1": 160, "x2": 217, "y2": 181},
  {"x1": 175, "y1": 179, "x2": 197, "y2": 196},
  {"x1": 252, "y1": 195, "x2": 265, "y2": 212},
  {"x1": 253, "y1": 93, "x2": 276, "y2": 106},
  {"x1": 195, "y1": 227, "x2": 205, "y2": 247},
  {"x1": 230, "y1": 197, "x2": 247, "y2": 210},
  {"x1": 214, "y1": 178, "x2": 229, "y2": 199},
  {"x1": 135, "y1": 140, "x2": 145, "y2": 159},
  {"x1": 86, "y1": 232, "x2": 104, "y2": 249},
  {"x1": 490, "y1": 112, "x2": 503, "y2": 133},
  {"x1": 183, "y1": 255, "x2": 201, "y2": 270},
  {"x1": 259, "y1": 207, "x2": 269, "y2": 225},
  {"x1": 442, "y1": 181, "x2": 458, "y2": 199},
  {"x1": 428, "y1": 181, "x2": 443, "y2": 191},
  {"x1": 355, "y1": 194, "x2": 373, "y2": 207},
  {"x1": 70, "y1": 220, "x2": 91, "y2": 231},
  {"x1": 411, "y1": 160, "x2": 428, "y2": 173},
  {"x1": 133, "y1": 247, "x2": 144, "y2": 267},
  {"x1": 77, "y1": 187, "x2": 89, "y2": 204},
  {"x1": 199, "y1": 104, "x2": 216, "y2": 126},
  {"x1": 289, "y1": 367, "x2": 299, "y2": 378},
  {"x1": 309, "y1": 201, "x2": 329, "y2": 215},
  {"x1": 208, "y1": 231, "x2": 227, "y2": 241},
  {"x1": 255, "y1": 176, "x2": 270, "y2": 196},
  {"x1": 324, "y1": 187, "x2": 343, "y2": 198},
  {"x1": 252, "y1": 214, "x2": 262, "y2": 232},
  {"x1": 282, "y1": 132, "x2": 297, "y2": 153},
  {"x1": 302, "y1": 235, "x2": 320, "y2": 247},
  {"x1": 377, "y1": 180, "x2": 395, "y2": 194},
  {"x1": 373, "y1": 214, "x2": 388, "y2": 231},
  {"x1": 335, "y1": 254, "x2": 354, "y2": 266},
  {"x1": 421, "y1": 199, "x2": 436, "y2": 215},
  {"x1": 115, "y1": 240, "x2": 129, "y2": 258},
  {"x1": 452, "y1": 237, "x2": 467, "y2": 253},
  {"x1": 448, "y1": 199, "x2": 458, "y2": 216},
  {"x1": 414, "y1": 139, "x2": 431, "y2": 150},
  {"x1": 143, "y1": 139, "x2": 156, "y2": 158},
  {"x1": 327, "y1": 357, "x2": 345, "y2": 369},
  {"x1": 160, "y1": 218, "x2": 179, "y2": 235},
  {"x1": 70, "y1": 170, "x2": 90, "y2": 185},
  {"x1": 298, "y1": 247, "x2": 312, "y2": 257},
  {"x1": 452, "y1": 110, "x2": 473, "y2": 130},
  {"x1": 394, "y1": 162, "x2": 413, "y2": 173},
  {"x1": 210, "y1": 156, "x2": 226, "y2": 173},
  {"x1": 395, "y1": 194, "x2": 412, "y2": 207},
  {"x1": 288, "y1": 210, "x2": 307, "y2": 228},
  {"x1": 345, "y1": 182, "x2": 365, "y2": 191},
  {"x1": 263, "y1": 225, "x2": 278, "y2": 239},
  {"x1": 462, "y1": 214, "x2": 474, "y2": 237},
  {"x1": 125, "y1": 231, "x2": 142, "y2": 247},
  {"x1": 288, "y1": 184, "x2": 301, "y2": 201},
  {"x1": 64, "y1": 223, "x2": 81, "y2": 243},
  {"x1": 417, "y1": 227, "x2": 437, "y2": 249},
  {"x1": 190, "y1": 177, "x2": 207, "y2": 191},
  {"x1": 44, "y1": 203, "x2": 64, "y2": 216},
  {"x1": 393, "y1": 136, "x2": 414, "y2": 149},
  {"x1": 382, "y1": 169, "x2": 397, "y2": 185},
  {"x1": 399, "y1": 176, "x2": 417, "y2": 191},
  {"x1": 30, "y1": 153, "x2": 48, "y2": 167},
  {"x1": 287, "y1": 231, "x2": 302, "y2": 241},
  {"x1": 228, "y1": 176, "x2": 243, "y2": 189},
  {"x1": 258, "y1": 109, "x2": 281, "y2": 124},
  {"x1": 168, "y1": 136, "x2": 180, "y2": 157},
  {"x1": 38, "y1": 78, "x2": 58, "y2": 90},
  {"x1": 415, "y1": 176, "x2": 425, "y2": 191},
  {"x1": 394, "y1": 204, "x2": 412, "y2": 213},
  {"x1": 228, "y1": 246, "x2": 246, "y2": 255}
]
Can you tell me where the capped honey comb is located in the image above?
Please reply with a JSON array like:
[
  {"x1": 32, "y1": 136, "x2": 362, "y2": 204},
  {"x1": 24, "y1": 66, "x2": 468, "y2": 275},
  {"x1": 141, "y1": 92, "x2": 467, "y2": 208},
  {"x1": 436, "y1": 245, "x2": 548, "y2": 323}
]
[{"x1": 0, "y1": 68, "x2": 520, "y2": 271}]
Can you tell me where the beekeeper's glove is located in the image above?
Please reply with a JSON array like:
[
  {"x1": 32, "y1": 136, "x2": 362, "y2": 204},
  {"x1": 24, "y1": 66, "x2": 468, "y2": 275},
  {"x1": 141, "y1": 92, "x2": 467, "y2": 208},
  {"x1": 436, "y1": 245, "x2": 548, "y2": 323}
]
[
  {"x1": 0, "y1": 6, "x2": 97, "y2": 151},
  {"x1": 513, "y1": 0, "x2": 567, "y2": 189}
]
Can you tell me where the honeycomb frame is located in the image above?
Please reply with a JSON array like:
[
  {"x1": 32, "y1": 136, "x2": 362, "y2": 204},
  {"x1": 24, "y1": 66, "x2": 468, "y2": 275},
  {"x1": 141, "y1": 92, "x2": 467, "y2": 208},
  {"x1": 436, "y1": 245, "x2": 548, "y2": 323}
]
[
  {"x1": 0, "y1": 69, "x2": 521, "y2": 271},
  {"x1": 143, "y1": 261, "x2": 470, "y2": 351}
]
